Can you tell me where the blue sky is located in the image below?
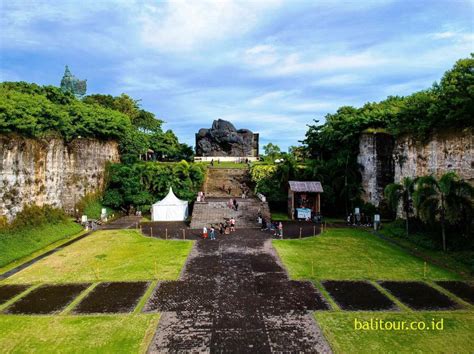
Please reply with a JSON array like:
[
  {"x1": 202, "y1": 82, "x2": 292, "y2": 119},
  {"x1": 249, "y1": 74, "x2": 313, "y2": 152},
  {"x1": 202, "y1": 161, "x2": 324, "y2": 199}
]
[{"x1": 1, "y1": 0, "x2": 473, "y2": 151}]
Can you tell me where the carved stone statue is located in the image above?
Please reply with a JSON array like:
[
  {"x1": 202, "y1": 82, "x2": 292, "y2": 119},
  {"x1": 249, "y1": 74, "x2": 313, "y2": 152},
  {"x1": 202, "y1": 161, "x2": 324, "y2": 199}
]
[
  {"x1": 60, "y1": 65, "x2": 87, "y2": 97},
  {"x1": 195, "y1": 119, "x2": 259, "y2": 157}
]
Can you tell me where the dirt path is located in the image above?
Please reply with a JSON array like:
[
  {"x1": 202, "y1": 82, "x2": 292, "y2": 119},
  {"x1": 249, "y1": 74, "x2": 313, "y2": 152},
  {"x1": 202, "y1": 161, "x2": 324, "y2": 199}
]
[{"x1": 144, "y1": 229, "x2": 332, "y2": 353}]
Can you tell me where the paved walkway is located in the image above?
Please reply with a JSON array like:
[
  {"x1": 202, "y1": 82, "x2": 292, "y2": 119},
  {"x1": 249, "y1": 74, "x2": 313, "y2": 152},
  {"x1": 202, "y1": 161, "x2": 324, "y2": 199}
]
[{"x1": 144, "y1": 229, "x2": 332, "y2": 353}]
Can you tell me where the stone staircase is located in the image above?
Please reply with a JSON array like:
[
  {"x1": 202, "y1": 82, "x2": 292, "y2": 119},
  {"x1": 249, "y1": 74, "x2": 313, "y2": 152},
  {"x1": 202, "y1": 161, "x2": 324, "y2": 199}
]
[
  {"x1": 204, "y1": 168, "x2": 252, "y2": 198},
  {"x1": 190, "y1": 198, "x2": 270, "y2": 229},
  {"x1": 191, "y1": 167, "x2": 271, "y2": 229}
]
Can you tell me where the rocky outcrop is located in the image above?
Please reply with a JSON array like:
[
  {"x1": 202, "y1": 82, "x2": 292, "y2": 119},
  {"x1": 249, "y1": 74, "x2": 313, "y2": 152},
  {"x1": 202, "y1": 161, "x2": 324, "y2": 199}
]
[
  {"x1": 358, "y1": 129, "x2": 473, "y2": 207},
  {"x1": 195, "y1": 119, "x2": 259, "y2": 158},
  {"x1": 0, "y1": 135, "x2": 120, "y2": 221}
]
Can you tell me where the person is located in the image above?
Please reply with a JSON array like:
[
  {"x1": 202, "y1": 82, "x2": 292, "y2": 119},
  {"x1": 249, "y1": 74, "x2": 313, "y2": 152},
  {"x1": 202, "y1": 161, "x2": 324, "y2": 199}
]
[
  {"x1": 210, "y1": 225, "x2": 216, "y2": 240},
  {"x1": 261, "y1": 217, "x2": 268, "y2": 231},
  {"x1": 210, "y1": 159, "x2": 214, "y2": 166},
  {"x1": 230, "y1": 217, "x2": 236, "y2": 232},
  {"x1": 228, "y1": 186, "x2": 232, "y2": 195},
  {"x1": 224, "y1": 221, "x2": 230, "y2": 235},
  {"x1": 228, "y1": 198, "x2": 233, "y2": 209},
  {"x1": 278, "y1": 222, "x2": 283, "y2": 238},
  {"x1": 202, "y1": 226, "x2": 208, "y2": 239},
  {"x1": 202, "y1": 192, "x2": 206, "y2": 202}
]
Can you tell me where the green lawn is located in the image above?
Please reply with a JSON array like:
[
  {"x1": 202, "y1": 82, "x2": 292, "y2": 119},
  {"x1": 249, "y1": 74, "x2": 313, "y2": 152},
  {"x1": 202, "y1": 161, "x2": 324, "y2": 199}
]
[
  {"x1": 0, "y1": 221, "x2": 84, "y2": 268},
  {"x1": 273, "y1": 228, "x2": 459, "y2": 281},
  {"x1": 4, "y1": 229, "x2": 193, "y2": 284},
  {"x1": 316, "y1": 312, "x2": 474, "y2": 353},
  {"x1": 0, "y1": 314, "x2": 159, "y2": 353},
  {"x1": 379, "y1": 222, "x2": 473, "y2": 277},
  {"x1": 275, "y1": 227, "x2": 472, "y2": 352},
  {"x1": 270, "y1": 211, "x2": 290, "y2": 221}
]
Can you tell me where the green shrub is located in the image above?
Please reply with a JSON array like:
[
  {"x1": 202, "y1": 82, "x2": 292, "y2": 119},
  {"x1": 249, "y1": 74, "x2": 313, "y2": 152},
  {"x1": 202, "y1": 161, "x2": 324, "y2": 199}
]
[{"x1": 10, "y1": 205, "x2": 67, "y2": 230}]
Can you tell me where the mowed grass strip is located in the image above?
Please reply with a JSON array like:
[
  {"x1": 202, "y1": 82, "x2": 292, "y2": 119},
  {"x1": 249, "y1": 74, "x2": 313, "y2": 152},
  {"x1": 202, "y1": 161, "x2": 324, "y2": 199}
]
[
  {"x1": 273, "y1": 228, "x2": 458, "y2": 281},
  {"x1": 0, "y1": 314, "x2": 159, "y2": 353},
  {"x1": 5, "y1": 230, "x2": 193, "y2": 284},
  {"x1": 0, "y1": 221, "x2": 84, "y2": 269},
  {"x1": 315, "y1": 311, "x2": 474, "y2": 353}
]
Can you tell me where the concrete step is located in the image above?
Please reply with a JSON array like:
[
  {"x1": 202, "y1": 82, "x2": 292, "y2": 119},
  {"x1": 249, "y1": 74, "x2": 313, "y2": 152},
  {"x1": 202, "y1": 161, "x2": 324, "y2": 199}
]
[{"x1": 190, "y1": 198, "x2": 270, "y2": 229}]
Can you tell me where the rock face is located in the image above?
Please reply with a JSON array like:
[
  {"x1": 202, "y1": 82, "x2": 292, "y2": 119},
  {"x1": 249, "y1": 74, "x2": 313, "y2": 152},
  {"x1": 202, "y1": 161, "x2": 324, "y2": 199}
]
[
  {"x1": 357, "y1": 132, "x2": 395, "y2": 207},
  {"x1": 0, "y1": 135, "x2": 120, "y2": 221},
  {"x1": 195, "y1": 119, "x2": 259, "y2": 158},
  {"x1": 358, "y1": 129, "x2": 473, "y2": 207},
  {"x1": 393, "y1": 130, "x2": 473, "y2": 185}
]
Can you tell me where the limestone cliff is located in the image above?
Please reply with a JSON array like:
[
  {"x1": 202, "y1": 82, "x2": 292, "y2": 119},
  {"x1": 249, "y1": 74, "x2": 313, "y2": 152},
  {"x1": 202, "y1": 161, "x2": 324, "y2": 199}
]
[
  {"x1": 393, "y1": 129, "x2": 473, "y2": 185},
  {"x1": 0, "y1": 135, "x2": 120, "y2": 220},
  {"x1": 358, "y1": 129, "x2": 473, "y2": 207}
]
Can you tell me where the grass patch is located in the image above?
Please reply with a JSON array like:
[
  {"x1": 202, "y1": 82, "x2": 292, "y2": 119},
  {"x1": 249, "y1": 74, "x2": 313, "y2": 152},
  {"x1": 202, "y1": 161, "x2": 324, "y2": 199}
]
[
  {"x1": 4, "y1": 229, "x2": 193, "y2": 284},
  {"x1": 0, "y1": 221, "x2": 83, "y2": 268},
  {"x1": 379, "y1": 222, "x2": 473, "y2": 276},
  {"x1": 273, "y1": 228, "x2": 459, "y2": 281},
  {"x1": 315, "y1": 311, "x2": 474, "y2": 353},
  {"x1": 0, "y1": 314, "x2": 159, "y2": 353}
]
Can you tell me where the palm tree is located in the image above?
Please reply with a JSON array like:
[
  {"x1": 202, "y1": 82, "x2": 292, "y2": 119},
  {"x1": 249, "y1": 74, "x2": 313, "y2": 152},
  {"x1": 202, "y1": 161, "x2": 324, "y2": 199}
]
[
  {"x1": 413, "y1": 172, "x2": 473, "y2": 252},
  {"x1": 384, "y1": 177, "x2": 415, "y2": 237}
]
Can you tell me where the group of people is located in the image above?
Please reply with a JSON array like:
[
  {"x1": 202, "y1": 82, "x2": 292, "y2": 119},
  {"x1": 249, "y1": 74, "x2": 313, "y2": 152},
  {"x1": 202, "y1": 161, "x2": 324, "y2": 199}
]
[
  {"x1": 221, "y1": 184, "x2": 233, "y2": 195},
  {"x1": 258, "y1": 212, "x2": 283, "y2": 238},
  {"x1": 202, "y1": 217, "x2": 236, "y2": 240},
  {"x1": 227, "y1": 198, "x2": 239, "y2": 211},
  {"x1": 197, "y1": 191, "x2": 206, "y2": 202},
  {"x1": 240, "y1": 182, "x2": 250, "y2": 199}
]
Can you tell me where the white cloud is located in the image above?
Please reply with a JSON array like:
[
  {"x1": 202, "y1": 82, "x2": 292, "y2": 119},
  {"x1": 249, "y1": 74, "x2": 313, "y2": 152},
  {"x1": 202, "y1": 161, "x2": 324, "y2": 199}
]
[{"x1": 138, "y1": 0, "x2": 282, "y2": 52}]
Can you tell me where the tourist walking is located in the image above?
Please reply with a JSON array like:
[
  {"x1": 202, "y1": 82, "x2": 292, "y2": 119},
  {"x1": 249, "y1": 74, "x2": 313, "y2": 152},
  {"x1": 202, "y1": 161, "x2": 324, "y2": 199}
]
[
  {"x1": 261, "y1": 217, "x2": 268, "y2": 231},
  {"x1": 278, "y1": 222, "x2": 283, "y2": 238},
  {"x1": 230, "y1": 217, "x2": 236, "y2": 232},
  {"x1": 210, "y1": 225, "x2": 216, "y2": 240},
  {"x1": 202, "y1": 226, "x2": 208, "y2": 239},
  {"x1": 219, "y1": 223, "x2": 224, "y2": 235}
]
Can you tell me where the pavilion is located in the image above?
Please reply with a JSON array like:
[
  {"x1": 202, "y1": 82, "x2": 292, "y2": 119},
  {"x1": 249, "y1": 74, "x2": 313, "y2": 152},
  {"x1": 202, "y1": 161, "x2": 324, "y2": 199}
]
[{"x1": 288, "y1": 181, "x2": 323, "y2": 220}]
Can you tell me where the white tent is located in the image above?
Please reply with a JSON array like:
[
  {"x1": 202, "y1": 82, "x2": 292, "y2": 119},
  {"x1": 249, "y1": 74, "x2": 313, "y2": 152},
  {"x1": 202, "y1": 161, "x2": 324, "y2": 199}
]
[{"x1": 151, "y1": 187, "x2": 188, "y2": 221}]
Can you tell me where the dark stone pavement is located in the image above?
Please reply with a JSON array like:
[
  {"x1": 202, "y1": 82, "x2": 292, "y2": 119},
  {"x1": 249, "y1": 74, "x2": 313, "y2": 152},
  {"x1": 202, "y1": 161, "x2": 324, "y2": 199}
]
[{"x1": 144, "y1": 229, "x2": 332, "y2": 353}]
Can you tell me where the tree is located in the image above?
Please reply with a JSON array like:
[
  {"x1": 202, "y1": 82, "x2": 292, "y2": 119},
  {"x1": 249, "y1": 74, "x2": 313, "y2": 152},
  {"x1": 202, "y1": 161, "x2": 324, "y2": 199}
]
[
  {"x1": 413, "y1": 172, "x2": 473, "y2": 251},
  {"x1": 384, "y1": 177, "x2": 415, "y2": 236},
  {"x1": 263, "y1": 143, "x2": 281, "y2": 162}
]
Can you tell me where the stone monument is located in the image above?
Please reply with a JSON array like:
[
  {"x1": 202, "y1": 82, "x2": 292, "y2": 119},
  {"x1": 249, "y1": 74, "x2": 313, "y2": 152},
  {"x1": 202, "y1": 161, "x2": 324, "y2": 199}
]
[
  {"x1": 60, "y1": 65, "x2": 87, "y2": 97},
  {"x1": 195, "y1": 119, "x2": 259, "y2": 162}
]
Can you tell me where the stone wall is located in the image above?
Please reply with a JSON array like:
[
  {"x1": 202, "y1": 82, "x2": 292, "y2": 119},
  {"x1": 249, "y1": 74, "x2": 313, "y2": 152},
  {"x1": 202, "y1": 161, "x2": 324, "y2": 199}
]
[
  {"x1": 358, "y1": 129, "x2": 473, "y2": 207},
  {"x1": 0, "y1": 135, "x2": 120, "y2": 221}
]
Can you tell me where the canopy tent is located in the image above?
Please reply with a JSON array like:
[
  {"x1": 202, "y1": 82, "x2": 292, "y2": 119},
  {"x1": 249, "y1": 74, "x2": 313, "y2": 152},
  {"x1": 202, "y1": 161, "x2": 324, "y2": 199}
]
[{"x1": 151, "y1": 187, "x2": 188, "y2": 221}]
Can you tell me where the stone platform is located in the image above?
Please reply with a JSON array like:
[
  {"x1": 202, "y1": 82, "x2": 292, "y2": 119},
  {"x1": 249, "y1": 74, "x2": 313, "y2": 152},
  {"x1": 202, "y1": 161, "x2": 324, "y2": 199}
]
[{"x1": 144, "y1": 229, "x2": 332, "y2": 353}]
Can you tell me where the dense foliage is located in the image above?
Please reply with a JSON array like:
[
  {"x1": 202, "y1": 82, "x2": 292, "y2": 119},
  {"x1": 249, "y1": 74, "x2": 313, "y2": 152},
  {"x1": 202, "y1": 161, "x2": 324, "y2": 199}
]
[
  {"x1": 301, "y1": 56, "x2": 474, "y2": 215},
  {"x1": 0, "y1": 83, "x2": 193, "y2": 162},
  {"x1": 0, "y1": 82, "x2": 131, "y2": 141},
  {"x1": 103, "y1": 161, "x2": 206, "y2": 213}
]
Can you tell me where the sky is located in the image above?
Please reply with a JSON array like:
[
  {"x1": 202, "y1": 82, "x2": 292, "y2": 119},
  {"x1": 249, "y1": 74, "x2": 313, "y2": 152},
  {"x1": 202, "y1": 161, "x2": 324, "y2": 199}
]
[{"x1": 0, "y1": 0, "x2": 473, "y2": 151}]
